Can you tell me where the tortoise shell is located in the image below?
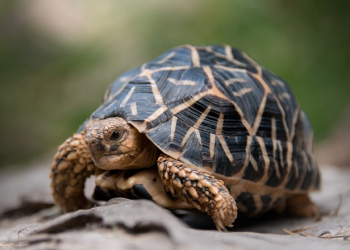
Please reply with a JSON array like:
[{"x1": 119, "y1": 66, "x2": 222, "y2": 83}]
[{"x1": 87, "y1": 45, "x2": 320, "y2": 193}]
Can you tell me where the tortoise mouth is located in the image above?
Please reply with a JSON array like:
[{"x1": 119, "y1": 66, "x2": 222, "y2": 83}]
[
  {"x1": 94, "y1": 154, "x2": 126, "y2": 170},
  {"x1": 95, "y1": 152, "x2": 151, "y2": 171},
  {"x1": 103, "y1": 152, "x2": 122, "y2": 156}
]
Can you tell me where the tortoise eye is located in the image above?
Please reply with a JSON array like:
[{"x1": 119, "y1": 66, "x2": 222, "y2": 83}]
[{"x1": 109, "y1": 129, "x2": 123, "y2": 141}]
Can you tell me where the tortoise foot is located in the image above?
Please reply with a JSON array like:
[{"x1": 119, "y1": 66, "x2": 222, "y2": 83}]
[
  {"x1": 50, "y1": 132, "x2": 97, "y2": 212},
  {"x1": 157, "y1": 154, "x2": 237, "y2": 231},
  {"x1": 285, "y1": 194, "x2": 319, "y2": 218}
]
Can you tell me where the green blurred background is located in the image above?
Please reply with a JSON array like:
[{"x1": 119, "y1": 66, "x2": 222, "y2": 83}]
[{"x1": 1, "y1": 0, "x2": 349, "y2": 168}]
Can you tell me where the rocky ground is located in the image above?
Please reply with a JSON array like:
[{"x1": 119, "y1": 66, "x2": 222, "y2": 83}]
[{"x1": 0, "y1": 155, "x2": 349, "y2": 250}]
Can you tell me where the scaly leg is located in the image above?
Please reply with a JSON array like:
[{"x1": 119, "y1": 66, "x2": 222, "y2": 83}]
[
  {"x1": 50, "y1": 132, "x2": 98, "y2": 212},
  {"x1": 94, "y1": 168, "x2": 192, "y2": 209},
  {"x1": 284, "y1": 193, "x2": 319, "y2": 218},
  {"x1": 157, "y1": 154, "x2": 237, "y2": 231}
]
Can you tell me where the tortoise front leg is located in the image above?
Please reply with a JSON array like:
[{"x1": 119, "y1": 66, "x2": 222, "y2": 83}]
[
  {"x1": 157, "y1": 154, "x2": 237, "y2": 231},
  {"x1": 50, "y1": 132, "x2": 98, "y2": 212}
]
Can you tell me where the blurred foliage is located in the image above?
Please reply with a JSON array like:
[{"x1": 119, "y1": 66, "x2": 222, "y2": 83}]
[{"x1": 0, "y1": 0, "x2": 349, "y2": 167}]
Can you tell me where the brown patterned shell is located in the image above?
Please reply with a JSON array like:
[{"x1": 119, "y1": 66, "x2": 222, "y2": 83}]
[{"x1": 88, "y1": 45, "x2": 320, "y2": 197}]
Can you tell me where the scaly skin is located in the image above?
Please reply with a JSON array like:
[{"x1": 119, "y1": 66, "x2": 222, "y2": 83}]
[
  {"x1": 157, "y1": 154, "x2": 238, "y2": 231},
  {"x1": 50, "y1": 132, "x2": 98, "y2": 212},
  {"x1": 284, "y1": 194, "x2": 319, "y2": 218}
]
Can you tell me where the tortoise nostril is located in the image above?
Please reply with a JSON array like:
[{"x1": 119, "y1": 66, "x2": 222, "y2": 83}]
[{"x1": 86, "y1": 134, "x2": 100, "y2": 147}]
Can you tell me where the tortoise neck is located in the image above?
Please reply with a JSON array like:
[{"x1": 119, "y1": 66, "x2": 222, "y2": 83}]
[{"x1": 127, "y1": 134, "x2": 160, "y2": 168}]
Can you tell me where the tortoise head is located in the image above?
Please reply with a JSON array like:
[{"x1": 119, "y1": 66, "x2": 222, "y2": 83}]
[{"x1": 85, "y1": 117, "x2": 158, "y2": 170}]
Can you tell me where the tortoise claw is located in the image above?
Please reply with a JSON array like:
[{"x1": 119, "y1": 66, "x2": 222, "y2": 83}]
[{"x1": 214, "y1": 218, "x2": 227, "y2": 232}]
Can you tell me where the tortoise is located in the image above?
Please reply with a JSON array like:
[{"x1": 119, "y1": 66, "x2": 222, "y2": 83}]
[{"x1": 50, "y1": 45, "x2": 321, "y2": 231}]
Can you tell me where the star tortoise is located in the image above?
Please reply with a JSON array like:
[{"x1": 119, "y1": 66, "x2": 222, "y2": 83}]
[{"x1": 50, "y1": 45, "x2": 321, "y2": 231}]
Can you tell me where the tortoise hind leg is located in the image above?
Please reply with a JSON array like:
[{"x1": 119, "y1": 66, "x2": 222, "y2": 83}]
[
  {"x1": 157, "y1": 154, "x2": 237, "y2": 231},
  {"x1": 283, "y1": 194, "x2": 319, "y2": 218},
  {"x1": 50, "y1": 132, "x2": 98, "y2": 212},
  {"x1": 93, "y1": 168, "x2": 192, "y2": 209}
]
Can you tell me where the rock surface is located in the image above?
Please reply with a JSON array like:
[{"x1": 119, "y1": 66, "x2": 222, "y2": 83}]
[{"x1": 0, "y1": 159, "x2": 349, "y2": 249}]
